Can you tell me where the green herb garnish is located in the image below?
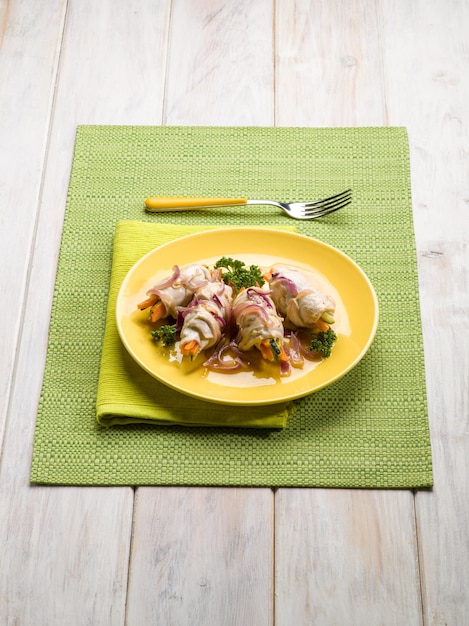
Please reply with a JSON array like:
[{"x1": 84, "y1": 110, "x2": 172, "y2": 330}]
[
  {"x1": 151, "y1": 324, "x2": 177, "y2": 346},
  {"x1": 309, "y1": 328, "x2": 337, "y2": 358},
  {"x1": 214, "y1": 257, "x2": 265, "y2": 292}
]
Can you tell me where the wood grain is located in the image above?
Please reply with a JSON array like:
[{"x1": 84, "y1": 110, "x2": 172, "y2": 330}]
[
  {"x1": 275, "y1": 0, "x2": 386, "y2": 127},
  {"x1": 379, "y1": 1, "x2": 469, "y2": 623},
  {"x1": 127, "y1": 488, "x2": 274, "y2": 625},
  {"x1": 164, "y1": 0, "x2": 274, "y2": 125},
  {"x1": 0, "y1": 0, "x2": 66, "y2": 444},
  {"x1": 275, "y1": 489, "x2": 422, "y2": 625}
]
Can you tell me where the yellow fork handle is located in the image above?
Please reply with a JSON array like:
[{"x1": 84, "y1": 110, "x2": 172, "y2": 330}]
[{"x1": 144, "y1": 196, "x2": 248, "y2": 211}]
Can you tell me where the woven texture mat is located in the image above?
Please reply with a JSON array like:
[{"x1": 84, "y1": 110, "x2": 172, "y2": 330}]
[{"x1": 30, "y1": 125, "x2": 433, "y2": 488}]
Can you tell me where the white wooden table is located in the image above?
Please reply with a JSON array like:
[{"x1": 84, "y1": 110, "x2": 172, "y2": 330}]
[{"x1": 1, "y1": 1, "x2": 468, "y2": 624}]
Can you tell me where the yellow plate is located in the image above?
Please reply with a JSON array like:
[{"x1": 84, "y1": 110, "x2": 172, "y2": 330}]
[{"x1": 116, "y1": 228, "x2": 378, "y2": 405}]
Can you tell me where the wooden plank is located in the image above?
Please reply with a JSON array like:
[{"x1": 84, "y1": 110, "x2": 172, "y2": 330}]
[
  {"x1": 0, "y1": 1, "x2": 171, "y2": 623},
  {"x1": 0, "y1": 483, "x2": 134, "y2": 625},
  {"x1": 164, "y1": 0, "x2": 274, "y2": 125},
  {"x1": 378, "y1": 1, "x2": 469, "y2": 624},
  {"x1": 128, "y1": 2, "x2": 276, "y2": 623},
  {"x1": 127, "y1": 488, "x2": 274, "y2": 625},
  {"x1": 0, "y1": 0, "x2": 66, "y2": 444},
  {"x1": 275, "y1": 0, "x2": 386, "y2": 127},
  {"x1": 275, "y1": 489, "x2": 422, "y2": 625},
  {"x1": 274, "y1": 1, "x2": 423, "y2": 622}
]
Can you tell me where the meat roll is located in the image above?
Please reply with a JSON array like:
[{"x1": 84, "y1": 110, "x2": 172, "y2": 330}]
[
  {"x1": 138, "y1": 263, "x2": 211, "y2": 322},
  {"x1": 268, "y1": 266, "x2": 335, "y2": 329},
  {"x1": 232, "y1": 287, "x2": 287, "y2": 362},
  {"x1": 179, "y1": 280, "x2": 233, "y2": 358}
]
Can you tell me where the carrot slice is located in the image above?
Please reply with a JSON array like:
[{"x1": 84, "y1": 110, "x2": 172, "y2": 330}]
[
  {"x1": 149, "y1": 301, "x2": 167, "y2": 323},
  {"x1": 314, "y1": 318, "x2": 330, "y2": 333},
  {"x1": 137, "y1": 293, "x2": 158, "y2": 310},
  {"x1": 259, "y1": 339, "x2": 274, "y2": 361},
  {"x1": 180, "y1": 339, "x2": 200, "y2": 356}
]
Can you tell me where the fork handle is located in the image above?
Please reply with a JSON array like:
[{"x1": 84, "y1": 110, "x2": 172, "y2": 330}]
[{"x1": 145, "y1": 196, "x2": 248, "y2": 211}]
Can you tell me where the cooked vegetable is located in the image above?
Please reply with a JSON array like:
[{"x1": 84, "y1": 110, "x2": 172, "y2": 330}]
[
  {"x1": 203, "y1": 340, "x2": 249, "y2": 372},
  {"x1": 151, "y1": 325, "x2": 177, "y2": 346},
  {"x1": 148, "y1": 301, "x2": 167, "y2": 323},
  {"x1": 138, "y1": 293, "x2": 158, "y2": 310},
  {"x1": 269, "y1": 338, "x2": 281, "y2": 359},
  {"x1": 179, "y1": 338, "x2": 199, "y2": 356},
  {"x1": 320, "y1": 311, "x2": 335, "y2": 325},
  {"x1": 309, "y1": 328, "x2": 337, "y2": 358},
  {"x1": 259, "y1": 338, "x2": 288, "y2": 363},
  {"x1": 214, "y1": 257, "x2": 265, "y2": 292}
]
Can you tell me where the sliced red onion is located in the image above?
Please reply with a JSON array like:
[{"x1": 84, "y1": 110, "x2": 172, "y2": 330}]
[
  {"x1": 233, "y1": 302, "x2": 271, "y2": 323},
  {"x1": 212, "y1": 314, "x2": 226, "y2": 328},
  {"x1": 147, "y1": 265, "x2": 181, "y2": 293},
  {"x1": 175, "y1": 308, "x2": 190, "y2": 331},
  {"x1": 184, "y1": 297, "x2": 199, "y2": 312},
  {"x1": 279, "y1": 359, "x2": 291, "y2": 376},
  {"x1": 212, "y1": 293, "x2": 223, "y2": 309},
  {"x1": 288, "y1": 332, "x2": 305, "y2": 368},
  {"x1": 271, "y1": 276, "x2": 298, "y2": 297},
  {"x1": 297, "y1": 333, "x2": 322, "y2": 361},
  {"x1": 246, "y1": 287, "x2": 274, "y2": 307},
  {"x1": 203, "y1": 341, "x2": 247, "y2": 372}
]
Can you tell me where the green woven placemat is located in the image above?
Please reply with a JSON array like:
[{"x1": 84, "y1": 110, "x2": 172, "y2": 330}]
[{"x1": 30, "y1": 125, "x2": 433, "y2": 488}]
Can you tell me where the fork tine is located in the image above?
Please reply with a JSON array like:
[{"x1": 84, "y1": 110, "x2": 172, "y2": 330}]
[
  {"x1": 303, "y1": 195, "x2": 352, "y2": 217},
  {"x1": 303, "y1": 190, "x2": 352, "y2": 215},
  {"x1": 303, "y1": 189, "x2": 352, "y2": 210}
]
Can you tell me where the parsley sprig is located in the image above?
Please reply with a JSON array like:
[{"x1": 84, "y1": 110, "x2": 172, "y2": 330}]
[
  {"x1": 309, "y1": 328, "x2": 337, "y2": 358},
  {"x1": 214, "y1": 257, "x2": 265, "y2": 292},
  {"x1": 151, "y1": 324, "x2": 177, "y2": 346}
]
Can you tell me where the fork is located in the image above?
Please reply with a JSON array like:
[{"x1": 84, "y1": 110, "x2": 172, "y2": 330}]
[{"x1": 144, "y1": 189, "x2": 352, "y2": 220}]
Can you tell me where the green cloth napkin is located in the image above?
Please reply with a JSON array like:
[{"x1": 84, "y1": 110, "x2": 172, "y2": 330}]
[
  {"x1": 97, "y1": 221, "x2": 295, "y2": 428},
  {"x1": 30, "y1": 125, "x2": 433, "y2": 488}
]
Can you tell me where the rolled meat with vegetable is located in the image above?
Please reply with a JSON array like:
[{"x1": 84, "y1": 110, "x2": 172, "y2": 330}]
[
  {"x1": 268, "y1": 266, "x2": 335, "y2": 329},
  {"x1": 232, "y1": 287, "x2": 288, "y2": 363},
  {"x1": 137, "y1": 263, "x2": 211, "y2": 322},
  {"x1": 179, "y1": 280, "x2": 233, "y2": 358}
]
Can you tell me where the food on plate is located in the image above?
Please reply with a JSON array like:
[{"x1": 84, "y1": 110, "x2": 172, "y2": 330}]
[
  {"x1": 150, "y1": 324, "x2": 177, "y2": 346},
  {"x1": 268, "y1": 265, "x2": 336, "y2": 329},
  {"x1": 266, "y1": 265, "x2": 338, "y2": 368},
  {"x1": 213, "y1": 256, "x2": 265, "y2": 291},
  {"x1": 179, "y1": 279, "x2": 233, "y2": 358},
  {"x1": 138, "y1": 263, "x2": 211, "y2": 322},
  {"x1": 232, "y1": 287, "x2": 288, "y2": 363},
  {"x1": 137, "y1": 257, "x2": 338, "y2": 376}
]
